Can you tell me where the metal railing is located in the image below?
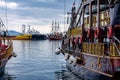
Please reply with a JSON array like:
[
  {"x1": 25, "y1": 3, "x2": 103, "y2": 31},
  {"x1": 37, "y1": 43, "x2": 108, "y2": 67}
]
[
  {"x1": 113, "y1": 36, "x2": 120, "y2": 56},
  {"x1": 82, "y1": 41, "x2": 120, "y2": 56}
]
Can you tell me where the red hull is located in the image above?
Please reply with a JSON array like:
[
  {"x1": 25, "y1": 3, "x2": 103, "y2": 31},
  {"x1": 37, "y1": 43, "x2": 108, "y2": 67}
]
[{"x1": 49, "y1": 35, "x2": 62, "y2": 40}]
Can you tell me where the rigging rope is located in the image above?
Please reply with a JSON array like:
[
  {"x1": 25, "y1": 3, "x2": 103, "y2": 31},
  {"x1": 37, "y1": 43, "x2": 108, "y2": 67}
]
[
  {"x1": 5, "y1": 0, "x2": 8, "y2": 30},
  {"x1": 64, "y1": 0, "x2": 66, "y2": 32}
]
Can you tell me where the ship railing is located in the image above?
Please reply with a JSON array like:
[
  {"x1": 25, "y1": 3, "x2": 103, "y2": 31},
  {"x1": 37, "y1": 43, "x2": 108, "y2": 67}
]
[
  {"x1": 82, "y1": 42, "x2": 120, "y2": 56},
  {"x1": 0, "y1": 18, "x2": 11, "y2": 45},
  {"x1": 113, "y1": 36, "x2": 120, "y2": 43},
  {"x1": 112, "y1": 36, "x2": 120, "y2": 56},
  {"x1": 82, "y1": 42, "x2": 104, "y2": 56}
]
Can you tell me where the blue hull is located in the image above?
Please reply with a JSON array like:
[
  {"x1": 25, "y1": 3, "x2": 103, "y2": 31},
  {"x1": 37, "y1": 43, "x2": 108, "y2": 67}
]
[{"x1": 31, "y1": 34, "x2": 47, "y2": 40}]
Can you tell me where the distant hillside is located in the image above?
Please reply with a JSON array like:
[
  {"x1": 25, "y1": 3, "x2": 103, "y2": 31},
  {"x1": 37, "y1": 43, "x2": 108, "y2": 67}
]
[{"x1": 8, "y1": 30, "x2": 21, "y2": 36}]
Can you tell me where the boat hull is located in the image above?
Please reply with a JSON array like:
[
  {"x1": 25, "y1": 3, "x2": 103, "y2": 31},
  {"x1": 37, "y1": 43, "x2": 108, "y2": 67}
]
[
  {"x1": 15, "y1": 34, "x2": 47, "y2": 40},
  {"x1": 66, "y1": 61, "x2": 111, "y2": 80},
  {"x1": 49, "y1": 35, "x2": 62, "y2": 40},
  {"x1": 0, "y1": 43, "x2": 13, "y2": 75},
  {"x1": 64, "y1": 52, "x2": 120, "y2": 80},
  {"x1": 31, "y1": 34, "x2": 47, "y2": 40},
  {"x1": 0, "y1": 67, "x2": 5, "y2": 76},
  {"x1": 0, "y1": 60, "x2": 7, "y2": 76},
  {"x1": 49, "y1": 37, "x2": 62, "y2": 40}
]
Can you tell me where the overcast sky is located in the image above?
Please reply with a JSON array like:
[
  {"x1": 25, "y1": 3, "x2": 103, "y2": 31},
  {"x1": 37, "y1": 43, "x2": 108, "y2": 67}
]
[{"x1": 0, "y1": 0, "x2": 81, "y2": 33}]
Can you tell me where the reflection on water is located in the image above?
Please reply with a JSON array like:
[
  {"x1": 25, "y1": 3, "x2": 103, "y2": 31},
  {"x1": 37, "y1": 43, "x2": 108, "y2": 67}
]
[
  {"x1": 0, "y1": 40, "x2": 82, "y2": 80},
  {"x1": 0, "y1": 73, "x2": 16, "y2": 80},
  {"x1": 55, "y1": 69, "x2": 83, "y2": 80}
]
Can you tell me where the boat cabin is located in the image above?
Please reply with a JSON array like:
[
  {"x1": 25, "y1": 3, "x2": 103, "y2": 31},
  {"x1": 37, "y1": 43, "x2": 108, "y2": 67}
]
[{"x1": 64, "y1": 0, "x2": 120, "y2": 56}]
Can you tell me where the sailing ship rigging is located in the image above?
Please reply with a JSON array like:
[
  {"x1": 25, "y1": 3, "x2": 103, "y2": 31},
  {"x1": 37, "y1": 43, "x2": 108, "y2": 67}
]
[
  {"x1": 59, "y1": 0, "x2": 120, "y2": 80},
  {"x1": 0, "y1": 0, "x2": 15, "y2": 75},
  {"x1": 0, "y1": 18, "x2": 14, "y2": 75},
  {"x1": 49, "y1": 20, "x2": 63, "y2": 40}
]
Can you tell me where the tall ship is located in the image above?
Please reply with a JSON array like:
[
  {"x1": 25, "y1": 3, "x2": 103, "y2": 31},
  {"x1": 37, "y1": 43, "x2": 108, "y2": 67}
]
[
  {"x1": 0, "y1": 18, "x2": 14, "y2": 75},
  {"x1": 60, "y1": 0, "x2": 120, "y2": 80},
  {"x1": 49, "y1": 20, "x2": 62, "y2": 40},
  {"x1": 15, "y1": 25, "x2": 47, "y2": 40}
]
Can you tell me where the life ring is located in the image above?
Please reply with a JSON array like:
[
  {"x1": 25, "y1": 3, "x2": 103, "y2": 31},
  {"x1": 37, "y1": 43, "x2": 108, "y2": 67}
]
[
  {"x1": 94, "y1": 29, "x2": 97, "y2": 38},
  {"x1": 65, "y1": 53, "x2": 70, "y2": 61},
  {"x1": 107, "y1": 27, "x2": 113, "y2": 38},
  {"x1": 80, "y1": 36, "x2": 82, "y2": 43},
  {"x1": 72, "y1": 37, "x2": 76, "y2": 50},
  {"x1": 94, "y1": 28, "x2": 100, "y2": 38},
  {"x1": 76, "y1": 37, "x2": 78, "y2": 44},
  {"x1": 87, "y1": 29, "x2": 90, "y2": 38}
]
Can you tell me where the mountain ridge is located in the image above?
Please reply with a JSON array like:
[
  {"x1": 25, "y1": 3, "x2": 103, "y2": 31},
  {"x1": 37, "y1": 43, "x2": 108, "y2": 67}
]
[{"x1": 8, "y1": 30, "x2": 21, "y2": 36}]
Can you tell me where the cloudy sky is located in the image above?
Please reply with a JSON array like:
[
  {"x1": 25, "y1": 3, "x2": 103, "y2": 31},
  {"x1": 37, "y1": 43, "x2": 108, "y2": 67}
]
[{"x1": 0, "y1": 0, "x2": 81, "y2": 33}]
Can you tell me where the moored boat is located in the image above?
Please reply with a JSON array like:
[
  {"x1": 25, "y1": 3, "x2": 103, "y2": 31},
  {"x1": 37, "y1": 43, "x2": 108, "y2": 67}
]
[
  {"x1": 0, "y1": 19, "x2": 14, "y2": 75},
  {"x1": 15, "y1": 25, "x2": 47, "y2": 40},
  {"x1": 61, "y1": 0, "x2": 120, "y2": 80},
  {"x1": 49, "y1": 20, "x2": 62, "y2": 40}
]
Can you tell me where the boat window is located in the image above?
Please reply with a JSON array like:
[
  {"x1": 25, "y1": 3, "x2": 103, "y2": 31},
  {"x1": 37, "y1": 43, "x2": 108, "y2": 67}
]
[
  {"x1": 99, "y1": 0, "x2": 110, "y2": 27},
  {"x1": 84, "y1": 0, "x2": 110, "y2": 28},
  {"x1": 110, "y1": 1, "x2": 120, "y2": 26},
  {"x1": 84, "y1": 5, "x2": 89, "y2": 30},
  {"x1": 91, "y1": 1, "x2": 97, "y2": 28}
]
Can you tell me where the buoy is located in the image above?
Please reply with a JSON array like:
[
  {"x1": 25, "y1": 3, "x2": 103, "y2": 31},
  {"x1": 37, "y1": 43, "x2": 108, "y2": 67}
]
[
  {"x1": 55, "y1": 47, "x2": 61, "y2": 55},
  {"x1": 72, "y1": 57, "x2": 77, "y2": 66},
  {"x1": 65, "y1": 53, "x2": 70, "y2": 61},
  {"x1": 12, "y1": 52, "x2": 17, "y2": 57},
  {"x1": 68, "y1": 55, "x2": 76, "y2": 65}
]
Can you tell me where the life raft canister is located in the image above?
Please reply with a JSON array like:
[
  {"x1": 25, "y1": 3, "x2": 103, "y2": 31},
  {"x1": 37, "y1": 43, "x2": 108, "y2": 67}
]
[
  {"x1": 107, "y1": 27, "x2": 113, "y2": 38},
  {"x1": 94, "y1": 27, "x2": 100, "y2": 38}
]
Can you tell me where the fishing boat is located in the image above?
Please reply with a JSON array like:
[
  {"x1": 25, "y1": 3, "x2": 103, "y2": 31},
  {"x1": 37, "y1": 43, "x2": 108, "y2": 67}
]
[
  {"x1": 15, "y1": 25, "x2": 47, "y2": 40},
  {"x1": 0, "y1": 18, "x2": 14, "y2": 75},
  {"x1": 49, "y1": 20, "x2": 62, "y2": 40},
  {"x1": 60, "y1": 0, "x2": 120, "y2": 80}
]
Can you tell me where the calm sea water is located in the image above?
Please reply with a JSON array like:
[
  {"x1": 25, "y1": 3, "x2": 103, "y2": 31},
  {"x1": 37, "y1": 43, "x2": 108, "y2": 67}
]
[{"x1": 0, "y1": 40, "x2": 81, "y2": 80}]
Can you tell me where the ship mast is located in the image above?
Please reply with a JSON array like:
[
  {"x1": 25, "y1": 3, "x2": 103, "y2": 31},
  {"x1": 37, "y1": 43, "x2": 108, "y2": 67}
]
[{"x1": 22, "y1": 24, "x2": 26, "y2": 34}]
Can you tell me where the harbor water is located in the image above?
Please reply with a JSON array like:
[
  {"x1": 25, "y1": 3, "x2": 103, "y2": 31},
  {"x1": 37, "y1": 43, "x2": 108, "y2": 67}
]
[{"x1": 0, "y1": 40, "x2": 82, "y2": 80}]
